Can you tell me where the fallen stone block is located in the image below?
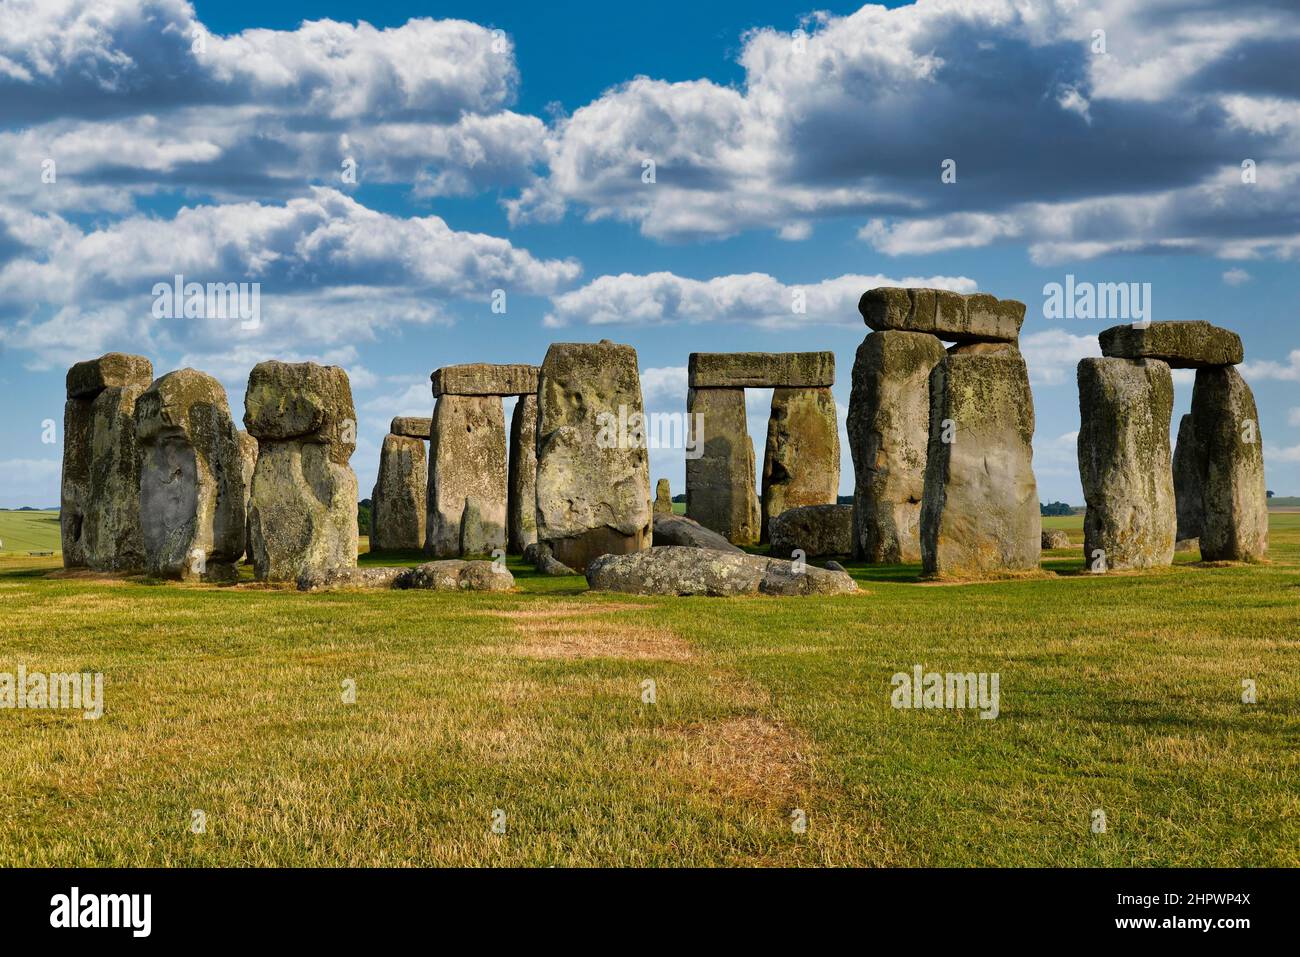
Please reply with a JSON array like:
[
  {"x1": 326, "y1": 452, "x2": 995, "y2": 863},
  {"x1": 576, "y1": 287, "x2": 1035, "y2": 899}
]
[
  {"x1": 398, "y1": 559, "x2": 515, "y2": 591},
  {"x1": 860, "y1": 288, "x2": 1025, "y2": 343},
  {"x1": 768, "y1": 504, "x2": 853, "y2": 558},
  {"x1": 652, "y1": 513, "x2": 744, "y2": 553},
  {"x1": 688, "y1": 351, "x2": 835, "y2": 388},
  {"x1": 1041, "y1": 529, "x2": 1072, "y2": 550},
  {"x1": 297, "y1": 566, "x2": 411, "y2": 592},
  {"x1": 1099, "y1": 321, "x2": 1243, "y2": 368},
  {"x1": 586, "y1": 546, "x2": 859, "y2": 597}
]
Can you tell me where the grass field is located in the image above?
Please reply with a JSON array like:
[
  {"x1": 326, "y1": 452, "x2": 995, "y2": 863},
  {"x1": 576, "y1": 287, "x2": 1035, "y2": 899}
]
[
  {"x1": 0, "y1": 513, "x2": 1296, "y2": 867},
  {"x1": 0, "y1": 510, "x2": 60, "y2": 555}
]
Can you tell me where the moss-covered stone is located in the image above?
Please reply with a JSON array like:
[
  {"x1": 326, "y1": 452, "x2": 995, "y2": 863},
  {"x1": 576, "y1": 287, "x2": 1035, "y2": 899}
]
[
  {"x1": 1099, "y1": 321, "x2": 1243, "y2": 368},
  {"x1": 688, "y1": 351, "x2": 835, "y2": 388},
  {"x1": 426, "y1": 394, "x2": 507, "y2": 557},
  {"x1": 431, "y1": 363, "x2": 539, "y2": 397},
  {"x1": 66, "y1": 352, "x2": 153, "y2": 399},
  {"x1": 507, "y1": 393, "x2": 539, "y2": 553},
  {"x1": 1077, "y1": 358, "x2": 1176, "y2": 571},
  {"x1": 390, "y1": 416, "x2": 431, "y2": 439},
  {"x1": 1172, "y1": 413, "x2": 1203, "y2": 540},
  {"x1": 761, "y1": 386, "x2": 839, "y2": 542},
  {"x1": 1191, "y1": 366, "x2": 1268, "y2": 561},
  {"x1": 859, "y1": 288, "x2": 1025, "y2": 343},
  {"x1": 686, "y1": 386, "x2": 760, "y2": 545},
  {"x1": 371, "y1": 433, "x2": 427, "y2": 552}
]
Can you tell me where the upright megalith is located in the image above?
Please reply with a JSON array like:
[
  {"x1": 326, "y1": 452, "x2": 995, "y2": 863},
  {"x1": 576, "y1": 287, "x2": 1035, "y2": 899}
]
[
  {"x1": 1191, "y1": 366, "x2": 1268, "y2": 561},
  {"x1": 654, "y1": 478, "x2": 673, "y2": 514},
  {"x1": 236, "y1": 430, "x2": 258, "y2": 561},
  {"x1": 371, "y1": 433, "x2": 427, "y2": 552},
  {"x1": 426, "y1": 394, "x2": 507, "y2": 557},
  {"x1": 1172, "y1": 413, "x2": 1203, "y2": 541},
  {"x1": 507, "y1": 394, "x2": 538, "y2": 553},
  {"x1": 1076, "y1": 358, "x2": 1176, "y2": 571},
  {"x1": 847, "y1": 331, "x2": 947, "y2": 562},
  {"x1": 686, "y1": 387, "x2": 760, "y2": 544},
  {"x1": 535, "y1": 340, "x2": 651, "y2": 572},
  {"x1": 135, "y1": 369, "x2": 245, "y2": 581},
  {"x1": 921, "y1": 350, "x2": 1040, "y2": 577},
  {"x1": 243, "y1": 361, "x2": 358, "y2": 582},
  {"x1": 62, "y1": 352, "x2": 154, "y2": 571},
  {"x1": 761, "y1": 386, "x2": 839, "y2": 541}
]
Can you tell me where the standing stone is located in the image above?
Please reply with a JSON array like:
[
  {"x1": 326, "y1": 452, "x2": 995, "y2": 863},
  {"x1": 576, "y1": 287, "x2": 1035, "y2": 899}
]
[
  {"x1": 686, "y1": 387, "x2": 760, "y2": 545},
  {"x1": 535, "y1": 340, "x2": 651, "y2": 572},
  {"x1": 62, "y1": 353, "x2": 154, "y2": 571},
  {"x1": 426, "y1": 394, "x2": 507, "y2": 557},
  {"x1": 135, "y1": 369, "x2": 245, "y2": 581},
  {"x1": 371, "y1": 433, "x2": 427, "y2": 552},
  {"x1": 507, "y1": 393, "x2": 538, "y2": 553},
  {"x1": 236, "y1": 430, "x2": 258, "y2": 560},
  {"x1": 760, "y1": 387, "x2": 839, "y2": 541},
  {"x1": 847, "y1": 330, "x2": 947, "y2": 563},
  {"x1": 1191, "y1": 366, "x2": 1268, "y2": 562},
  {"x1": 922, "y1": 350, "x2": 1040, "y2": 577},
  {"x1": 1172, "y1": 413, "x2": 1203, "y2": 541},
  {"x1": 654, "y1": 478, "x2": 673, "y2": 514},
  {"x1": 244, "y1": 361, "x2": 358, "y2": 582},
  {"x1": 1077, "y1": 358, "x2": 1176, "y2": 571}
]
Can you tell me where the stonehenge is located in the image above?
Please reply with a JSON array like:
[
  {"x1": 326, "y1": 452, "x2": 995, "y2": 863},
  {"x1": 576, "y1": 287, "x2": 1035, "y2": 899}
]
[
  {"x1": 135, "y1": 368, "x2": 246, "y2": 582},
  {"x1": 1078, "y1": 322, "x2": 1266, "y2": 570},
  {"x1": 535, "y1": 340, "x2": 652, "y2": 572},
  {"x1": 425, "y1": 364, "x2": 538, "y2": 558},
  {"x1": 244, "y1": 360, "x2": 359, "y2": 582},
  {"x1": 685, "y1": 351, "x2": 837, "y2": 546},
  {"x1": 849, "y1": 288, "x2": 1039, "y2": 577},
  {"x1": 61, "y1": 352, "x2": 154, "y2": 571},
  {"x1": 52, "y1": 305, "x2": 1269, "y2": 591}
]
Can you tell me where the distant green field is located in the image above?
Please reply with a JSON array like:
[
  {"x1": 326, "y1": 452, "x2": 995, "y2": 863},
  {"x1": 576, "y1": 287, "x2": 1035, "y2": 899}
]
[
  {"x1": 1, "y1": 512, "x2": 1295, "y2": 867},
  {"x1": 0, "y1": 510, "x2": 60, "y2": 555}
]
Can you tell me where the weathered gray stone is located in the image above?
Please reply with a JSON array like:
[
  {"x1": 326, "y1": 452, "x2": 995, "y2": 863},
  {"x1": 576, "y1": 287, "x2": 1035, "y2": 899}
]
[
  {"x1": 431, "y1": 363, "x2": 539, "y2": 397},
  {"x1": 244, "y1": 361, "x2": 358, "y2": 582},
  {"x1": 654, "y1": 478, "x2": 673, "y2": 514},
  {"x1": 297, "y1": 566, "x2": 410, "y2": 592},
  {"x1": 426, "y1": 394, "x2": 507, "y2": 557},
  {"x1": 62, "y1": 353, "x2": 155, "y2": 570},
  {"x1": 769, "y1": 504, "x2": 853, "y2": 559},
  {"x1": 390, "y1": 416, "x2": 431, "y2": 439},
  {"x1": 688, "y1": 351, "x2": 835, "y2": 388},
  {"x1": 652, "y1": 513, "x2": 745, "y2": 553},
  {"x1": 66, "y1": 352, "x2": 154, "y2": 400},
  {"x1": 507, "y1": 394, "x2": 538, "y2": 553},
  {"x1": 135, "y1": 369, "x2": 245, "y2": 581},
  {"x1": 847, "y1": 330, "x2": 947, "y2": 563},
  {"x1": 1172, "y1": 413, "x2": 1203, "y2": 541},
  {"x1": 1099, "y1": 321, "x2": 1243, "y2": 369},
  {"x1": 922, "y1": 350, "x2": 1041, "y2": 577},
  {"x1": 761, "y1": 386, "x2": 840, "y2": 541},
  {"x1": 1175, "y1": 537, "x2": 1199, "y2": 553},
  {"x1": 1077, "y1": 358, "x2": 1176, "y2": 571},
  {"x1": 1041, "y1": 529, "x2": 1072, "y2": 550},
  {"x1": 535, "y1": 340, "x2": 652, "y2": 572},
  {"x1": 398, "y1": 559, "x2": 514, "y2": 591},
  {"x1": 686, "y1": 387, "x2": 760, "y2": 545},
  {"x1": 525, "y1": 541, "x2": 578, "y2": 576},
  {"x1": 1191, "y1": 366, "x2": 1268, "y2": 561},
  {"x1": 296, "y1": 561, "x2": 514, "y2": 592},
  {"x1": 586, "y1": 546, "x2": 859, "y2": 597},
  {"x1": 237, "y1": 430, "x2": 257, "y2": 562},
  {"x1": 371, "y1": 433, "x2": 427, "y2": 552},
  {"x1": 860, "y1": 288, "x2": 1025, "y2": 343}
]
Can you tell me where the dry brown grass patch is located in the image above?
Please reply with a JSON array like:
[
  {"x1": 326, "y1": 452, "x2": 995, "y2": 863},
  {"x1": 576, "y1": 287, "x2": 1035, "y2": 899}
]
[{"x1": 658, "y1": 716, "x2": 811, "y2": 805}]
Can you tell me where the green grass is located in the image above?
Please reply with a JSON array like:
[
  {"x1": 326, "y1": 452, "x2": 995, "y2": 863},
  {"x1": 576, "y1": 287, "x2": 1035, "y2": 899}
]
[
  {"x1": 1, "y1": 515, "x2": 1296, "y2": 866},
  {"x1": 0, "y1": 510, "x2": 60, "y2": 555}
]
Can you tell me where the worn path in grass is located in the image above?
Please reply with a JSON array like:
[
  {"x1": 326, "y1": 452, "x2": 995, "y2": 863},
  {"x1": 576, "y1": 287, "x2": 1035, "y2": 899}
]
[{"x1": 0, "y1": 515, "x2": 1296, "y2": 866}]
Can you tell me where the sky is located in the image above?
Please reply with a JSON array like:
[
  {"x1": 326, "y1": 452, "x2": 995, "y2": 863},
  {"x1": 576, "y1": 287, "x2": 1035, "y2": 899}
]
[{"x1": 1, "y1": 0, "x2": 1297, "y2": 509}]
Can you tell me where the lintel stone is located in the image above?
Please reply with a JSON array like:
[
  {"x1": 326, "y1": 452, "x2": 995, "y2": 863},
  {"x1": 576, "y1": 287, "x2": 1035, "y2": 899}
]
[
  {"x1": 1099, "y1": 321, "x2": 1243, "y2": 368},
  {"x1": 390, "y1": 416, "x2": 431, "y2": 439},
  {"x1": 859, "y1": 287, "x2": 1025, "y2": 343},
  {"x1": 431, "y1": 363, "x2": 539, "y2": 397},
  {"x1": 688, "y1": 351, "x2": 834, "y2": 388}
]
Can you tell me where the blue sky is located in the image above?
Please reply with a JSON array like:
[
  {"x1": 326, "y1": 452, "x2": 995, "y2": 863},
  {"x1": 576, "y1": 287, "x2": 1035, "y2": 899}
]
[{"x1": 1, "y1": 0, "x2": 1297, "y2": 508}]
